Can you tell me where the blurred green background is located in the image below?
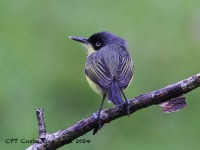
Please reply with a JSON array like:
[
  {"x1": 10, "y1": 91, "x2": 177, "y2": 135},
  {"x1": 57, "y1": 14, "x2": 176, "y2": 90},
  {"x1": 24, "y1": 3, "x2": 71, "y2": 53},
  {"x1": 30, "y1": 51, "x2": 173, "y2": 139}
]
[{"x1": 0, "y1": 0, "x2": 200, "y2": 149}]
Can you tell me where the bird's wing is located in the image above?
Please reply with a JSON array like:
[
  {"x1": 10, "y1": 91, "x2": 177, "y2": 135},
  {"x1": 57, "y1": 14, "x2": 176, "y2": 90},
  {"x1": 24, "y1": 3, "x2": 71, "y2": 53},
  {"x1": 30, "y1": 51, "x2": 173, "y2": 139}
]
[
  {"x1": 116, "y1": 51, "x2": 133, "y2": 88},
  {"x1": 85, "y1": 52, "x2": 113, "y2": 90}
]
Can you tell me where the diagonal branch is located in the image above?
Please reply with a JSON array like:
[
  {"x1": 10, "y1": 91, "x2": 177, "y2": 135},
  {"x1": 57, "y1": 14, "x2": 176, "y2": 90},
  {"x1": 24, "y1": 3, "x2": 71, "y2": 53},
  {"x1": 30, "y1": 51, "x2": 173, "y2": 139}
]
[{"x1": 26, "y1": 73, "x2": 200, "y2": 150}]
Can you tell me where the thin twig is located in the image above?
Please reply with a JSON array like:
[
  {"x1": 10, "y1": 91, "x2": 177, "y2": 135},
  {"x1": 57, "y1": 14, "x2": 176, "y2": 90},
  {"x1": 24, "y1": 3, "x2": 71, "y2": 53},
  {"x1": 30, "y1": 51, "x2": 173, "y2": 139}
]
[
  {"x1": 26, "y1": 73, "x2": 200, "y2": 150},
  {"x1": 36, "y1": 108, "x2": 47, "y2": 140}
]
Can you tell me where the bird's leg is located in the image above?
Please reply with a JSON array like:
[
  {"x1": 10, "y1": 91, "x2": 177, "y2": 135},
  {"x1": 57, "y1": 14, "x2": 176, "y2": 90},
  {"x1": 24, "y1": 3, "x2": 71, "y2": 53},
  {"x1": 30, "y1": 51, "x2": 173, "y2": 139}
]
[
  {"x1": 93, "y1": 94, "x2": 106, "y2": 135},
  {"x1": 120, "y1": 89, "x2": 130, "y2": 116}
]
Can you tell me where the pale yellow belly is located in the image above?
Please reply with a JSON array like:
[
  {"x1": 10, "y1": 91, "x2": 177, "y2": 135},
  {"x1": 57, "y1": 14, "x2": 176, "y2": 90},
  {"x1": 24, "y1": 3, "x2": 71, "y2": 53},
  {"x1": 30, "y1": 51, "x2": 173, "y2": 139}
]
[{"x1": 86, "y1": 76, "x2": 104, "y2": 96}]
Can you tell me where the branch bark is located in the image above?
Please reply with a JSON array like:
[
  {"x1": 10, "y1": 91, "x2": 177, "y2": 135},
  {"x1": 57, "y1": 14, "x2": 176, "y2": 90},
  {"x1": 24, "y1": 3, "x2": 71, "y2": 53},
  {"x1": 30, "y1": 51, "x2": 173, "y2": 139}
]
[
  {"x1": 26, "y1": 73, "x2": 200, "y2": 150},
  {"x1": 36, "y1": 108, "x2": 47, "y2": 140}
]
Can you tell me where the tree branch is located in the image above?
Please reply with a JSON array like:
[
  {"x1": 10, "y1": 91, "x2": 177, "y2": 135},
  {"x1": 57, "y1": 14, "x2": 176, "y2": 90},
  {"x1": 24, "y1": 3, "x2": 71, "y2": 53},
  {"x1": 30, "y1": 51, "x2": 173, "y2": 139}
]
[
  {"x1": 26, "y1": 73, "x2": 200, "y2": 150},
  {"x1": 36, "y1": 108, "x2": 47, "y2": 140}
]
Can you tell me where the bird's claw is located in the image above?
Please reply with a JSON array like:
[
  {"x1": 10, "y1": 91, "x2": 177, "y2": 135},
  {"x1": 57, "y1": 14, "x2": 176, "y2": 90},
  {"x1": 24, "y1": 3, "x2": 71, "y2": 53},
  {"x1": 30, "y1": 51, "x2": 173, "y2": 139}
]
[
  {"x1": 93, "y1": 112, "x2": 98, "y2": 119},
  {"x1": 92, "y1": 112, "x2": 102, "y2": 135},
  {"x1": 124, "y1": 99, "x2": 130, "y2": 116}
]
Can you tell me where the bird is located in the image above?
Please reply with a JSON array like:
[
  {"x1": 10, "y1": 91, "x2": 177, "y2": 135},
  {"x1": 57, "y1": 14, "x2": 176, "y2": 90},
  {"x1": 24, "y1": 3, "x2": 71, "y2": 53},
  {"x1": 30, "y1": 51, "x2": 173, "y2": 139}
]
[{"x1": 69, "y1": 32, "x2": 134, "y2": 134}]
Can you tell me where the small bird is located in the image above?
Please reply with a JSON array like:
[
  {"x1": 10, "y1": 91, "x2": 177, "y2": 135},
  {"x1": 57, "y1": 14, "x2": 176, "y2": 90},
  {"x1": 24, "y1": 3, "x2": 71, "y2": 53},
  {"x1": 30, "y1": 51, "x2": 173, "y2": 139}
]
[{"x1": 69, "y1": 32, "x2": 134, "y2": 134}]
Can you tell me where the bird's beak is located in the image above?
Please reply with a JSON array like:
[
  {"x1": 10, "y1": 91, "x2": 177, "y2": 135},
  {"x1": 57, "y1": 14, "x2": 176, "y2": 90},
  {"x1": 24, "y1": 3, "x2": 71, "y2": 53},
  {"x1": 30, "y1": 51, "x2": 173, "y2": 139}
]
[{"x1": 69, "y1": 36, "x2": 88, "y2": 44}]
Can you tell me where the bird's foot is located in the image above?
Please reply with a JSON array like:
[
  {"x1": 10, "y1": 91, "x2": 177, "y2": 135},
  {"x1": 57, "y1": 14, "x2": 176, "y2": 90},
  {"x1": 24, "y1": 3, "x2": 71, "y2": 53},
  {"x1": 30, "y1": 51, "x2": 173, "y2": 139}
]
[
  {"x1": 124, "y1": 99, "x2": 130, "y2": 116},
  {"x1": 92, "y1": 112, "x2": 102, "y2": 135}
]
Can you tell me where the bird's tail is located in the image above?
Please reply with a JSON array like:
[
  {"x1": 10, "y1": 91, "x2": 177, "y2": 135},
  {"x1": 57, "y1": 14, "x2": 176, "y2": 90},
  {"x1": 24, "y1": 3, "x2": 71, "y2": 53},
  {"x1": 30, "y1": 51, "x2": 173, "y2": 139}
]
[{"x1": 108, "y1": 79, "x2": 123, "y2": 106}]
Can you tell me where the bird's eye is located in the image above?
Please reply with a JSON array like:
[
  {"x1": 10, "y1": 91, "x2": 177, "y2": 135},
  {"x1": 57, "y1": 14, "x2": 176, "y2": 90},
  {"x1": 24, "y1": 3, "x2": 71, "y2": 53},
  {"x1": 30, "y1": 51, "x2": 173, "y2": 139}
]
[{"x1": 95, "y1": 41, "x2": 101, "y2": 47}]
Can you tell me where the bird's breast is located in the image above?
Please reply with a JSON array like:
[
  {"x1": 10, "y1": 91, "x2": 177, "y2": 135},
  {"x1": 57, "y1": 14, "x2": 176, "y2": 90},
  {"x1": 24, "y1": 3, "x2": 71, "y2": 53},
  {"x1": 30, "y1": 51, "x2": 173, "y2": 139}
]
[{"x1": 85, "y1": 75, "x2": 104, "y2": 95}]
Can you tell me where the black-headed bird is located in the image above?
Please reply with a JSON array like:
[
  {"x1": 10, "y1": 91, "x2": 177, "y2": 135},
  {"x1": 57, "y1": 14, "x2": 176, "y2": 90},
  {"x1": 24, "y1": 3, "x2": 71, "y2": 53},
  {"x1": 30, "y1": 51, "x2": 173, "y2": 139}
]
[{"x1": 69, "y1": 32, "x2": 134, "y2": 134}]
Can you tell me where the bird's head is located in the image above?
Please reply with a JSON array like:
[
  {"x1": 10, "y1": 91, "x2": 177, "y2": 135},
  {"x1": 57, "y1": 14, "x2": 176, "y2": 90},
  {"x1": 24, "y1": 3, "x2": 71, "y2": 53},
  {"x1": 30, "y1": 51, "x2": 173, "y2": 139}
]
[{"x1": 69, "y1": 31, "x2": 127, "y2": 55}]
